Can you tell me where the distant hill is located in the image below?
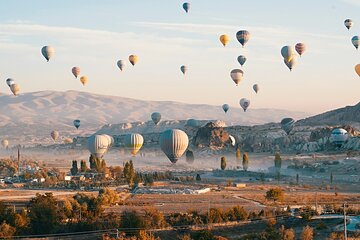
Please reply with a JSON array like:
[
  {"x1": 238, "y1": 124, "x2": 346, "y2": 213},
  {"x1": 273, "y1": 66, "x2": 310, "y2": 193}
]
[{"x1": 297, "y1": 102, "x2": 360, "y2": 126}]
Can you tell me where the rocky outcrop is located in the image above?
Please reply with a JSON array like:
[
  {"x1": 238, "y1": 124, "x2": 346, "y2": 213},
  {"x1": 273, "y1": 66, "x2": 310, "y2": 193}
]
[{"x1": 193, "y1": 122, "x2": 232, "y2": 149}]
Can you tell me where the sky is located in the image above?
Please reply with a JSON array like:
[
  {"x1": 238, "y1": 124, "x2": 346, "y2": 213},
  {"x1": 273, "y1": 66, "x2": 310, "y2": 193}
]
[{"x1": 0, "y1": 0, "x2": 359, "y2": 114}]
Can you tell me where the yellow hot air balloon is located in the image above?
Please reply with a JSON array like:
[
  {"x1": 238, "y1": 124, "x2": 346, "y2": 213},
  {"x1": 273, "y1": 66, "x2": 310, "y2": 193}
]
[
  {"x1": 355, "y1": 64, "x2": 360, "y2": 77},
  {"x1": 124, "y1": 133, "x2": 144, "y2": 156},
  {"x1": 219, "y1": 34, "x2": 230, "y2": 47},
  {"x1": 80, "y1": 76, "x2": 88, "y2": 86},
  {"x1": 129, "y1": 55, "x2": 138, "y2": 66},
  {"x1": 10, "y1": 83, "x2": 20, "y2": 96}
]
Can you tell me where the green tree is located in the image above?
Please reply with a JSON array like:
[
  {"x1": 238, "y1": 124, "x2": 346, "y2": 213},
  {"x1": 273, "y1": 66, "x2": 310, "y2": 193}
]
[
  {"x1": 29, "y1": 193, "x2": 59, "y2": 234},
  {"x1": 242, "y1": 153, "x2": 249, "y2": 171},
  {"x1": 70, "y1": 160, "x2": 78, "y2": 176},
  {"x1": 220, "y1": 157, "x2": 227, "y2": 170},
  {"x1": 330, "y1": 171, "x2": 333, "y2": 184},
  {"x1": 80, "y1": 160, "x2": 88, "y2": 172},
  {"x1": 144, "y1": 174, "x2": 154, "y2": 186},
  {"x1": 296, "y1": 173, "x2": 299, "y2": 185},
  {"x1": 265, "y1": 188, "x2": 284, "y2": 202},
  {"x1": 274, "y1": 152, "x2": 282, "y2": 171}
]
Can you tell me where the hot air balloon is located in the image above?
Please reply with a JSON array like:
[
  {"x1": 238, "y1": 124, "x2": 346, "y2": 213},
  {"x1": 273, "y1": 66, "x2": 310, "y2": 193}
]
[
  {"x1": 219, "y1": 34, "x2": 230, "y2": 47},
  {"x1": 229, "y1": 135, "x2": 236, "y2": 147},
  {"x1": 41, "y1": 46, "x2": 54, "y2": 62},
  {"x1": 101, "y1": 134, "x2": 114, "y2": 151},
  {"x1": 185, "y1": 150, "x2": 194, "y2": 164},
  {"x1": 281, "y1": 45, "x2": 295, "y2": 62},
  {"x1": 129, "y1": 55, "x2": 138, "y2": 66},
  {"x1": 80, "y1": 76, "x2": 88, "y2": 86},
  {"x1": 222, "y1": 104, "x2": 229, "y2": 113},
  {"x1": 151, "y1": 112, "x2": 161, "y2": 125},
  {"x1": 330, "y1": 128, "x2": 348, "y2": 147},
  {"x1": 6, "y1": 78, "x2": 15, "y2": 87},
  {"x1": 230, "y1": 69, "x2": 244, "y2": 86},
  {"x1": 295, "y1": 43, "x2": 306, "y2": 57},
  {"x1": 124, "y1": 133, "x2": 144, "y2": 156},
  {"x1": 72, "y1": 67, "x2": 80, "y2": 78},
  {"x1": 236, "y1": 30, "x2": 250, "y2": 47},
  {"x1": 280, "y1": 118, "x2": 295, "y2": 135},
  {"x1": 159, "y1": 129, "x2": 189, "y2": 163},
  {"x1": 73, "y1": 120, "x2": 81, "y2": 129},
  {"x1": 180, "y1": 65, "x2": 188, "y2": 75},
  {"x1": 355, "y1": 64, "x2": 360, "y2": 77},
  {"x1": 344, "y1": 19, "x2": 353, "y2": 30},
  {"x1": 117, "y1": 60, "x2": 126, "y2": 71},
  {"x1": 51, "y1": 131, "x2": 59, "y2": 141},
  {"x1": 284, "y1": 57, "x2": 297, "y2": 71},
  {"x1": 87, "y1": 134, "x2": 110, "y2": 158},
  {"x1": 10, "y1": 84, "x2": 20, "y2": 96},
  {"x1": 1, "y1": 139, "x2": 9, "y2": 148},
  {"x1": 253, "y1": 84, "x2": 259, "y2": 94},
  {"x1": 185, "y1": 119, "x2": 200, "y2": 128},
  {"x1": 64, "y1": 138, "x2": 73, "y2": 144},
  {"x1": 352, "y1": 36, "x2": 359, "y2": 50},
  {"x1": 237, "y1": 55, "x2": 247, "y2": 67},
  {"x1": 183, "y1": 2, "x2": 190, "y2": 13},
  {"x1": 239, "y1": 98, "x2": 250, "y2": 112}
]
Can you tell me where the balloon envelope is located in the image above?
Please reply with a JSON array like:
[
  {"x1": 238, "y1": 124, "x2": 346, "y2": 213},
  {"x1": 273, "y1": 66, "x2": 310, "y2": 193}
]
[
  {"x1": 129, "y1": 55, "x2": 138, "y2": 66},
  {"x1": 352, "y1": 36, "x2": 359, "y2": 49},
  {"x1": 230, "y1": 69, "x2": 244, "y2": 86},
  {"x1": 124, "y1": 133, "x2": 144, "y2": 156},
  {"x1": 236, "y1": 30, "x2": 250, "y2": 47},
  {"x1": 344, "y1": 19, "x2": 353, "y2": 30},
  {"x1": 10, "y1": 84, "x2": 20, "y2": 96},
  {"x1": 281, "y1": 118, "x2": 295, "y2": 135},
  {"x1": 87, "y1": 134, "x2": 109, "y2": 158},
  {"x1": 219, "y1": 34, "x2": 230, "y2": 46},
  {"x1": 284, "y1": 57, "x2": 297, "y2": 71},
  {"x1": 80, "y1": 76, "x2": 88, "y2": 85},
  {"x1": 185, "y1": 119, "x2": 200, "y2": 128},
  {"x1": 180, "y1": 65, "x2": 188, "y2": 75},
  {"x1": 6, "y1": 78, "x2": 15, "y2": 87},
  {"x1": 51, "y1": 131, "x2": 59, "y2": 141},
  {"x1": 295, "y1": 43, "x2": 306, "y2": 56},
  {"x1": 355, "y1": 64, "x2": 360, "y2": 77},
  {"x1": 182, "y1": 2, "x2": 190, "y2": 13},
  {"x1": 73, "y1": 120, "x2": 81, "y2": 129},
  {"x1": 239, "y1": 98, "x2": 250, "y2": 112},
  {"x1": 64, "y1": 138, "x2": 73, "y2": 144},
  {"x1": 330, "y1": 128, "x2": 348, "y2": 147},
  {"x1": 72, "y1": 67, "x2": 80, "y2": 78},
  {"x1": 281, "y1": 45, "x2": 295, "y2": 62},
  {"x1": 160, "y1": 129, "x2": 189, "y2": 163},
  {"x1": 117, "y1": 60, "x2": 126, "y2": 71},
  {"x1": 41, "y1": 46, "x2": 54, "y2": 62},
  {"x1": 222, "y1": 104, "x2": 229, "y2": 113},
  {"x1": 253, "y1": 84, "x2": 259, "y2": 93},
  {"x1": 1, "y1": 139, "x2": 9, "y2": 148},
  {"x1": 151, "y1": 112, "x2": 161, "y2": 125},
  {"x1": 237, "y1": 55, "x2": 246, "y2": 67},
  {"x1": 185, "y1": 150, "x2": 194, "y2": 164}
]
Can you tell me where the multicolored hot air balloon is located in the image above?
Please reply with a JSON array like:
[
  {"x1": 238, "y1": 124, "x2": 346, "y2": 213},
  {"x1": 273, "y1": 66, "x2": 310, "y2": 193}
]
[
  {"x1": 281, "y1": 45, "x2": 295, "y2": 62},
  {"x1": 10, "y1": 84, "x2": 20, "y2": 96},
  {"x1": 344, "y1": 19, "x2": 353, "y2": 30},
  {"x1": 41, "y1": 46, "x2": 54, "y2": 62},
  {"x1": 284, "y1": 57, "x2": 297, "y2": 71},
  {"x1": 117, "y1": 60, "x2": 126, "y2": 71},
  {"x1": 159, "y1": 129, "x2": 189, "y2": 163},
  {"x1": 352, "y1": 36, "x2": 359, "y2": 50},
  {"x1": 87, "y1": 134, "x2": 109, "y2": 158},
  {"x1": 182, "y1": 2, "x2": 190, "y2": 13},
  {"x1": 80, "y1": 76, "x2": 88, "y2": 86},
  {"x1": 180, "y1": 65, "x2": 188, "y2": 75},
  {"x1": 237, "y1": 55, "x2": 247, "y2": 67},
  {"x1": 222, "y1": 104, "x2": 229, "y2": 113},
  {"x1": 355, "y1": 64, "x2": 360, "y2": 77},
  {"x1": 330, "y1": 128, "x2": 348, "y2": 147},
  {"x1": 239, "y1": 98, "x2": 250, "y2": 112},
  {"x1": 230, "y1": 69, "x2": 244, "y2": 86},
  {"x1": 73, "y1": 120, "x2": 81, "y2": 129},
  {"x1": 72, "y1": 67, "x2": 80, "y2": 78},
  {"x1": 129, "y1": 55, "x2": 138, "y2": 66},
  {"x1": 6, "y1": 78, "x2": 15, "y2": 87},
  {"x1": 295, "y1": 43, "x2": 306, "y2": 57},
  {"x1": 51, "y1": 131, "x2": 59, "y2": 141},
  {"x1": 219, "y1": 34, "x2": 230, "y2": 47},
  {"x1": 236, "y1": 30, "x2": 250, "y2": 47},
  {"x1": 124, "y1": 133, "x2": 144, "y2": 156},
  {"x1": 253, "y1": 84, "x2": 259, "y2": 94},
  {"x1": 185, "y1": 149, "x2": 194, "y2": 164},
  {"x1": 151, "y1": 112, "x2": 161, "y2": 125},
  {"x1": 1, "y1": 139, "x2": 9, "y2": 148},
  {"x1": 281, "y1": 118, "x2": 295, "y2": 135}
]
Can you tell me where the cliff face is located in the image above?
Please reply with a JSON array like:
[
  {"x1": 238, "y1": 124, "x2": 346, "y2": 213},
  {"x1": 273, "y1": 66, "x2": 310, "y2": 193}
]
[{"x1": 193, "y1": 122, "x2": 232, "y2": 150}]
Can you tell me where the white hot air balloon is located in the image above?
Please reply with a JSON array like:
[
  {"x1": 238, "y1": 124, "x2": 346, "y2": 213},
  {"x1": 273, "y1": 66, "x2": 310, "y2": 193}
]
[
  {"x1": 117, "y1": 60, "x2": 126, "y2": 71},
  {"x1": 10, "y1": 84, "x2": 20, "y2": 96},
  {"x1": 281, "y1": 45, "x2": 295, "y2": 62},
  {"x1": 6, "y1": 78, "x2": 15, "y2": 87},
  {"x1": 330, "y1": 128, "x2": 348, "y2": 147},
  {"x1": 230, "y1": 69, "x2": 244, "y2": 86},
  {"x1": 253, "y1": 84, "x2": 259, "y2": 94},
  {"x1": 1, "y1": 139, "x2": 9, "y2": 148},
  {"x1": 87, "y1": 134, "x2": 110, "y2": 158},
  {"x1": 50, "y1": 131, "x2": 59, "y2": 141},
  {"x1": 239, "y1": 98, "x2": 250, "y2": 112},
  {"x1": 124, "y1": 133, "x2": 144, "y2": 156},
  {"x1": 41, "y1": 46, "x2": 54, "y2": 62},
  {"x1": 159, "y1": 129, "x2": 189, "y2": 163}
]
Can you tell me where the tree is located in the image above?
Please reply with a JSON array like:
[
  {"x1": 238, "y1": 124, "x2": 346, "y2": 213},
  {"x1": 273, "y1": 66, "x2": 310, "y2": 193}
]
[
  {"x1": 265, "y1": 188, "x2": 284, "y2": 202},
  {"x1": 236, "y1": 148, "x2": 241, "y2": 161},
  {"x1": 301, "y1": 225, "x2": 313, "y2": 240},
  {"x1": 274, "y1": 152, "x2": 282, "y2": 171},
  {"x1": 330, "y1": 171, "x2": 333, "y2": 184},
  {"x1": 70, "y1": 160, "x2": 78, "y2": 175},
  {"x1": 220, "y1": 157, "x2": 227, "y2": 170},
  {"x1": 242, "y1": 153, "x2": 249, "y2": 171},
  {"x1": 98, "y1": 188, "x2": 120, "y2": 206},
  {"x1": 0, "y1": 222, "x2": 16, "y2": 239},
  {"x1": 80, "y1": 160, "x2": 88, "y2": 172},
  {"x1": 144, "y1": 174, "x2": 154, "y2": 186},
  {"x1": 29, "y1": 193, "x2": 59, "y2": 234},
  {"x1": 124, "y1": 161, "x2": 136, "y2": 187},
  {"x1": 280, "y1": 225, "x2": 295, "y2": 240},
  {"x1": 296, "y1": 173, "x2": 299, "y2": 185},
  {"x1": 89, "y1": 154, "x2": 96, "y2": 170},
  {"x1": 120, "y1": 210, "x2": 144, "y2": 236},
  {"x1": 196, "y1": 174, "x2": 201, "y2": 181}
]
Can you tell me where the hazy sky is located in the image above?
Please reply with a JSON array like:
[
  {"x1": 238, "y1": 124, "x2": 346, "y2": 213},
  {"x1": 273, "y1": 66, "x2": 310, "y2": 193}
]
[{"x1": 0, "y1": 0, "x2": 359, "y2": 114}]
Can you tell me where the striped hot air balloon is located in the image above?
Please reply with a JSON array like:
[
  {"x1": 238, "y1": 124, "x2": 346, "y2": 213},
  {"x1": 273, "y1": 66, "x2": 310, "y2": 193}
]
[
  {"x1": 72, "y1": 67, "x2": 80, "y2": 78},
  {"x1": 236, "y1": 30, "x2": 250, "y2": 47},
  {"x1": 87, "y1": 134, "x2": 110, "y2": 158},
  {"x1": 124, "y1": 133, "x2": 144, "y2": 156},
  {"x1": 230, "y1": 69, "x2": 244, "y2": 86},
  {"x1": 295, "y1": 43, "x2": 306, "y2": 56},
  {"x1": 281, "y1": 118, "x2": 295, "y2": 135},
  {"x1": 160, "y1": 129, "x2": 189, "y2": 163}
]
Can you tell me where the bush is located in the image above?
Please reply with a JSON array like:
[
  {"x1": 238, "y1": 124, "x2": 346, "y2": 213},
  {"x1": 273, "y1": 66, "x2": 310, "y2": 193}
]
[{"x1": 265, "y1": 188, "x2": 284, "y2": 202}]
